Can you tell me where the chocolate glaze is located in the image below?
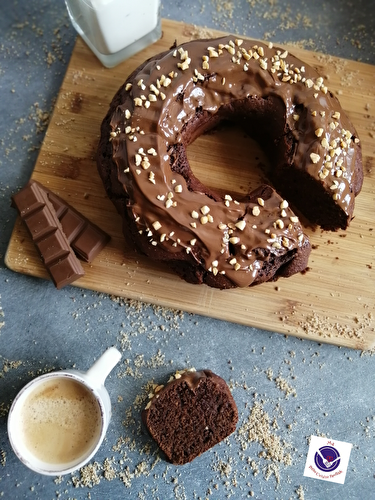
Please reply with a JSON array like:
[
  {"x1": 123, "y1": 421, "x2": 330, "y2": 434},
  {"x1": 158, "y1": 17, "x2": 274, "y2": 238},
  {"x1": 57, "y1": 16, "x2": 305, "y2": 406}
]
[
  {"x1": 143, "y1": 369, "x2": 231, "y2": 412},
  {"x1": 98, "y1": 36, "x2": 362, "y2": 288}
]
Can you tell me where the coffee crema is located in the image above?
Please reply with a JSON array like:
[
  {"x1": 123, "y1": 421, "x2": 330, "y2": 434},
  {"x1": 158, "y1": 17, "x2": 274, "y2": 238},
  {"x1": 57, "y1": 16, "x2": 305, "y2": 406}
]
[{"x1": 19, "y1": 377, "x2": 102, "y2": 465}]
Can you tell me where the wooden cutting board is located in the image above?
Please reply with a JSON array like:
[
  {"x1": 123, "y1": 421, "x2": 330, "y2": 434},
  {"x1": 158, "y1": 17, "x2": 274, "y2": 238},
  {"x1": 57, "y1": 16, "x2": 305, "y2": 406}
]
[{"x1": 5, "y1": 19, "x2": 375, "y2": 350}]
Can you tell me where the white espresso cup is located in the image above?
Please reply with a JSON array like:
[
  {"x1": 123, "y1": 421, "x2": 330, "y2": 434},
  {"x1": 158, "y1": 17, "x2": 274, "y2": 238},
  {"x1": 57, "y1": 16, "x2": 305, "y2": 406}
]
[{"x1": 7, "y1": 346, "x2": 121, "y2": 475}]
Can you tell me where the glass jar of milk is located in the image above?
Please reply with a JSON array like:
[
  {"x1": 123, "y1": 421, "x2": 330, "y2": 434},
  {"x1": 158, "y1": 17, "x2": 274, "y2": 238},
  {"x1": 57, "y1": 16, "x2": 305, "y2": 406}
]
[{"x1": 65, "y1": 0, "x2": 161, "y2": 68}]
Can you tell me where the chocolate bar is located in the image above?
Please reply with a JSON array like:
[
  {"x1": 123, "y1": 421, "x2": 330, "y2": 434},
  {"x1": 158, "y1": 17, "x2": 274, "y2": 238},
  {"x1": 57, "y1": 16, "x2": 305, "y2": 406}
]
[
  {"x1": 12, "y1": 182, "x2": 85, "y2": 289},
  {"x1": 43, "y1": 186, "x2": 110, "y2": 263}
]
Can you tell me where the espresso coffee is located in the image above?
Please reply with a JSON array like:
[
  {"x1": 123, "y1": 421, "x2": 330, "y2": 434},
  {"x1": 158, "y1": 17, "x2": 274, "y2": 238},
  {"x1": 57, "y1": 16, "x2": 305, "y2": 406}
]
[{"x1": 19, "y1": 377, "x2": 102, "y2": 465}]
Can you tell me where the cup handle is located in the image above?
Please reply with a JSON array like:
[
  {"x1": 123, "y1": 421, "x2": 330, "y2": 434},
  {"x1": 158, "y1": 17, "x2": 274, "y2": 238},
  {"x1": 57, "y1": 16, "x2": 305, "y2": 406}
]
[{"x1": 85, "y1": 347, "x2": 121, "y2": 387}]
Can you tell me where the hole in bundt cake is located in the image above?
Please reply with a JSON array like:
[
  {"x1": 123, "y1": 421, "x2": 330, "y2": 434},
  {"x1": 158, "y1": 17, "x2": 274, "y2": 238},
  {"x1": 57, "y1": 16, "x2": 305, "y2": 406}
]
[
  {"x1": 186, "y1": 122, "x2": 269, "y2": 200},
  {"x1": 180, "y1": 96, "x2": 290, "y2": 203}
]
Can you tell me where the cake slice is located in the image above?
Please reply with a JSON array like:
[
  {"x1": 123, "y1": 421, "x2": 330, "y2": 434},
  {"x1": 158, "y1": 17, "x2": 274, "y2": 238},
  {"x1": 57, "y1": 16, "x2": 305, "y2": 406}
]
[{"x1": 142, "y1": 369, "x2": 238, "y2": 465}]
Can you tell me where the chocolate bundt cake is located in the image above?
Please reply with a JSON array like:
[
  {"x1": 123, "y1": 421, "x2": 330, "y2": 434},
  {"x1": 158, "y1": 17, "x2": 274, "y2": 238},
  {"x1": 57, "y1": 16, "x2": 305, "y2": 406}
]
[
  {"x1": 97, "y1": 36, "x2": 362, "y2": 289},
  {"x1": 142, "y1": 369, "x2": 238, "y2": 465}
]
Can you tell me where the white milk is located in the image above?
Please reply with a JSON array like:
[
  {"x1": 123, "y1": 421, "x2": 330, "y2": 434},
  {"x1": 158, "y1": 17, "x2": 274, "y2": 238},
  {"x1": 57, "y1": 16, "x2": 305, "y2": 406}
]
[{"x1": 65, "y1": 0, "x2": 161, "y2": 67}]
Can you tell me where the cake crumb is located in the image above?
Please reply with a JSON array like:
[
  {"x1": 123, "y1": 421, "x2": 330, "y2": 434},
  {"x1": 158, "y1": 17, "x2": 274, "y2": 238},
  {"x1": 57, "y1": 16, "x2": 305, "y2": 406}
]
[
  {"x1": 274, "y1": 375, "x2": 297, "y2": 398},
  {"x1": 72, "y1": 462, "x2": 101, "y2": 488},
  {"x1": 296, "y1": 484, "x2": 306, "y2": 499},
  {"x1": 103, "y1": 458, "x2": 117, "y2": 481},
  {"x1": 297, "y1": 310, "x2": 373, "y2": 345},
  {"x1": 237, "y1": 401, "x2": 292, "y2": 467},
  {"x1": 184, "y1": 24, "x2": 215, "y2": 40}
]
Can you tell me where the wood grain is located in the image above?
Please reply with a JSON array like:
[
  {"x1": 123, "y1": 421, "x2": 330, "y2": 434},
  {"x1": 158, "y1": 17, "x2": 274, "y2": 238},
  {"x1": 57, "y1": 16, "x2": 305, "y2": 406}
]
[{"x1": 5, "y1": 19, "x2": 375, "y2": 349}]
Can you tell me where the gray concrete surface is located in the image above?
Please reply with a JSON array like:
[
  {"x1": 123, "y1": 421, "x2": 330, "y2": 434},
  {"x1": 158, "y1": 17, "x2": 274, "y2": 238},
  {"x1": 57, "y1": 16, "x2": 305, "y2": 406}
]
[{"x1": 1, "y1": 1, "x2": 374, "y2": 499}]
